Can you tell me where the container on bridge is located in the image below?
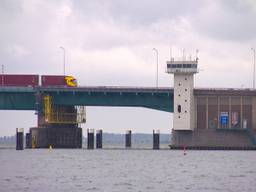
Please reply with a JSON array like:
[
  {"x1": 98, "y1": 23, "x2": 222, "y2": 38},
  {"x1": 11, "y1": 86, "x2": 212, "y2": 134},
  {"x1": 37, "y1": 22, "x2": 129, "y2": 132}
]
[
  {"x1": 96, "y1": 129, "x2": 103, "y2": 149},
  {"x1": 0, "y1": 74, "x2": 39, "y2": 86},
  {"x1": 153, "y1": 130, "x2": 160, "y2": 150},
  {"x1": 16, "y1": 128, "x2": 24, "y2": 150},
  {"x1": 41, "y1": 75, "x2": 77, "y2": 87},
  {"x1": 125, "y1": 130, "x2": 132, "y2": 148},
  {"x1": 87, "y1": 129, "x2": 94, "y2": 149}
]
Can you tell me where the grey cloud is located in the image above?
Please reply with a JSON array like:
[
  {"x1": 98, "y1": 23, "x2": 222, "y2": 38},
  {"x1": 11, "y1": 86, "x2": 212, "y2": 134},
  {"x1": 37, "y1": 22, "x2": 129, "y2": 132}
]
[
  {"x1": 72, "y1": 0, "x2": 206, "y2": 26},
  {"x1": 192, "y1": 0, "x2": 256, "y2": 42}
]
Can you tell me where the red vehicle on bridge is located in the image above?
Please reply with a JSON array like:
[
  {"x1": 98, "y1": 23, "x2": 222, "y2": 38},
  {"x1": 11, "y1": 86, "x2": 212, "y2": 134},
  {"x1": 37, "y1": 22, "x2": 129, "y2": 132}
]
[
  {"x1": 0, "y1": 74, "x2": 39, "y2": 87},
  {"x1": 0, "y1": 74, "x2": 77, "y2": 87}
]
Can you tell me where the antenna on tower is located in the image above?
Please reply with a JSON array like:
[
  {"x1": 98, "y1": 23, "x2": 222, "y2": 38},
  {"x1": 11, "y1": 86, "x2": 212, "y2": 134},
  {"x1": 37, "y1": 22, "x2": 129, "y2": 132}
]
[
  {"x1": 170, "y1": 46, "x2": 172, "y2": 61},
  {"x1": 196, "y1": 49, "x2": 199, "y2": 61},
  {"x1": 182, "y1": 49, "x2": 185, "y2": 61}
]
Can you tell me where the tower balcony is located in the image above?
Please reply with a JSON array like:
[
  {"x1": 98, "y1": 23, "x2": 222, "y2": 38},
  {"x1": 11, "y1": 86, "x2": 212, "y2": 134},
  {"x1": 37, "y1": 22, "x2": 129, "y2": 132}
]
[{"x1": 166, "y1": 60, "x2": 198, "y2": 74}]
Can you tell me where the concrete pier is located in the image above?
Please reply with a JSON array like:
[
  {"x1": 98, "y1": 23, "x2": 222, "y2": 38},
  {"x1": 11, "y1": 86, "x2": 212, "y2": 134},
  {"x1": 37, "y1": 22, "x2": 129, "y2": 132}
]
[
  {"x1": 125, "y1": 130, "x2": 132, "y2": 148},
  {"x1": 30, "y1": 127, "x2": 82, "y2": 148},
  {"x1": 87, "y1": 129, "x2": 94, "y2": 149},
  {"x1": 25, "y1": 132, "x2": 31, "y2": 148},
  {"x1": 153, "y1": 130, "x2": 160, "y2": 149},
  {"x1": 16, "y1": 128, "x2": 24, "y2": 150},
  {"x1": 96, "y1": 129, "x2": 103, "y2": 149}
]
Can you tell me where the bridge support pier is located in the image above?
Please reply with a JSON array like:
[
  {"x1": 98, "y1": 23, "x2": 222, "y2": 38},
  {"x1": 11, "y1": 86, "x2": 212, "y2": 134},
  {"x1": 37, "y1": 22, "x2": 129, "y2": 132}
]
[
  {"x1": 87, "y1": 129, "x2": 94, "y2": 149},
  {"x1": 125, "y1": 130, "x2": 132, "y2": 148},
  {"x1": 153, "y1": 130, "x2": 160, "y2": 149},
  {"x1": 16, "y1": 128, "x2": 24, "y2": 150},
  {"x1": 30, "y1": 126, "x2": 82, "y2": 148},
  {"x1": 25, "y1": 132, "x2": 32, "y2": 148},
  {"x1": 96, "y1": 129, "x2": 103, "y2": 149}
]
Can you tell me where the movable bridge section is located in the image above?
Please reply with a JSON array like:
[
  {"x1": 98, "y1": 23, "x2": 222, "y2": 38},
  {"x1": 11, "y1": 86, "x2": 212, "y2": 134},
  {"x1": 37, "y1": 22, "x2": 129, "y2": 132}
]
[{"x1": 0, "y1": 86, "x2": 173, "y2": 148}]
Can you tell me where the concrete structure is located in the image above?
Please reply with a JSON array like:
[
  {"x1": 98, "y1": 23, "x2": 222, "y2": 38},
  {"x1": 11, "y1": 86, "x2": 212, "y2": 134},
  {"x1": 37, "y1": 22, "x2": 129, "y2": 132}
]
[
  {"x1": 125, "y1": 130, "x2": 132, "y2": 148},
  {"x1": 153, "y1": 130, "x2": 160, "y2": 149},
  {"x1": 30, "y1": 126, "x2": 82, "y2": 148},
  {"x1": 166, "y1": 59, "x2": 198, "y2": 130},
  {"x1": 16, "y1": 128, "x2": 24, "y2": 150},
  {"x1": 96, "y1": 129, "x2": 103, "y2": 149},
  {"x1": 87, "y1": 129, "x2": 94, "y2": 149},
  {"x1": 167, "y1": 58, "x2": 256, "y2": 148}
]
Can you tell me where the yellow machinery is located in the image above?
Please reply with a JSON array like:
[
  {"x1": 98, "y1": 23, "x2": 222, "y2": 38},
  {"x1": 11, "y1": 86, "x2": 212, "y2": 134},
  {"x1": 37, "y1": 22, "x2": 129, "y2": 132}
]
[
  {"x1": 65, "y1": 76, "x2": 77, "y2": 87},
  {"x1": 44, "y1": 95, "x2": 86, "y2": 124}
]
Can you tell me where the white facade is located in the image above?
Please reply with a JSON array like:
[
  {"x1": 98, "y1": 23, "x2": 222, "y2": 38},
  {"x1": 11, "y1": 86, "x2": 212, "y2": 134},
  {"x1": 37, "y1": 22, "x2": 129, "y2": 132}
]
[{"x1": 167, "y1": 60, "x2": 198, "y2": 130}]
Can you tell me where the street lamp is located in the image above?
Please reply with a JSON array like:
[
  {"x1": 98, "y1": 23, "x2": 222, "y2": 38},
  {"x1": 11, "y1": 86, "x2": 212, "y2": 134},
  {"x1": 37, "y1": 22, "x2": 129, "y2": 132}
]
[
  {"x1": 252, "y1": 48, "x2": 255, "y2": 89},
  {"x1": 60, "y1": 46, "x2": 66, "y2": 76},
  {"x1": 153, "y1": 48, "x2": 158, "y2": 88}
]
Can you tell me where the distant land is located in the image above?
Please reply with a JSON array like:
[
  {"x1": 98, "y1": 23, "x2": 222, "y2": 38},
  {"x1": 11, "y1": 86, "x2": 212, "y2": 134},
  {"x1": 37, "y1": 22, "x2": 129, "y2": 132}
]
[{"x1": 0, "y1": 133, "x2": 171, "y2": 148}]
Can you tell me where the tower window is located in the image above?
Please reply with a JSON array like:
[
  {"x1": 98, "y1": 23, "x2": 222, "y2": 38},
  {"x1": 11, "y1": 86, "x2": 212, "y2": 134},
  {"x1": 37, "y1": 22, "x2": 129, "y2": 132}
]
[
  {"x1": 178, "y1": 83, "x2": 181, "y2": 86},
  {"x1": 178, "y1": 105, "x2": 181, "y2": 113},
  {"x1": 185, "y1": 88, "x2": 187, "y2": 92},
  {"x1": 185, "y1": 99, "x2": 187, "y2": 102},
  {"x1": 185, "y1": 78, "x2": 187, "y2": 80}
]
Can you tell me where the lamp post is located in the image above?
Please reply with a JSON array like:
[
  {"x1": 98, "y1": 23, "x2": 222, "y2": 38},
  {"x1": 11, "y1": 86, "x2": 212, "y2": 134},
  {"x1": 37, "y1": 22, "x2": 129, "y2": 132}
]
[
  {"x1": 1, "y1": 65, "x2": 4, "y2": 85},
  {"x1": 153, "y1": 48, "x2": 158, "y2": 88},
  {"x1": 60, "y1": 46, "x2": 66, "y2": 76},
  {"x1": 252, "y1": 48, "x2": 255, "y2": 89}
]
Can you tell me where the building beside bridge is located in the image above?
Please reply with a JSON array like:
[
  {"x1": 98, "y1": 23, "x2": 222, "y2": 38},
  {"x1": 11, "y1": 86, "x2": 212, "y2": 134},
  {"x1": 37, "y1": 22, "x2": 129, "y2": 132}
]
[{"x1": 167, "y1": 58, "x2": 256, "y2": 148}]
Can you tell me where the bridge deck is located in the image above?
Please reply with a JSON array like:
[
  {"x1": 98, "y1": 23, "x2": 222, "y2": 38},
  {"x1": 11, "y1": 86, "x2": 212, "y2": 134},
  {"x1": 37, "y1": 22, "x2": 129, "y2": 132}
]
[
  {"x1": 0, "y1": 86, "x2": 173, "y2": 112},
  {"x1": 1, "y1": 86, "x2": 256, "y2": 111}
]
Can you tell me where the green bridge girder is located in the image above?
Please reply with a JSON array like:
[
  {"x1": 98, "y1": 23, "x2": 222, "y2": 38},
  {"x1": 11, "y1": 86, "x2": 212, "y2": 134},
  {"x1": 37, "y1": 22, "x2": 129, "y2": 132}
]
[
  {"x1": 0, "y1": 87, "x2": 36, "y2": 110},
  {"x1": 0, "y1": 86, "x2": 174, "y2": 112}
]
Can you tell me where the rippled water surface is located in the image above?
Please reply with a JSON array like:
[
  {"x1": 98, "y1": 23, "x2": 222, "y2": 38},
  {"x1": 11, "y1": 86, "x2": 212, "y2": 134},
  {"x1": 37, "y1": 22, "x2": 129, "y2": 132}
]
[{"x1": 0, "y1": 149, "x2": 255, "y2": 192}]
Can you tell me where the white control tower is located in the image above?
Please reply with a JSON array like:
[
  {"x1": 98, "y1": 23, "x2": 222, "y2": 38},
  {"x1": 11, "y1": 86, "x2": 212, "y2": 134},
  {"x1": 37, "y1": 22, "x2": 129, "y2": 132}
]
[{"x1": 166, "y1": 58, "x2": 198, "y2": 130}]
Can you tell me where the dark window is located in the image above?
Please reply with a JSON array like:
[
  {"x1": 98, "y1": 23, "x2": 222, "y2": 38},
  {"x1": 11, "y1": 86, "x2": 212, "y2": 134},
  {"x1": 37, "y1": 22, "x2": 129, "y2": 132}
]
[
  {"x1": 192, "y1": 64, "x2": 197, "y2": 68},
  {"x1": 178, "y1": 105, "x2": 181, "y2": 113}
]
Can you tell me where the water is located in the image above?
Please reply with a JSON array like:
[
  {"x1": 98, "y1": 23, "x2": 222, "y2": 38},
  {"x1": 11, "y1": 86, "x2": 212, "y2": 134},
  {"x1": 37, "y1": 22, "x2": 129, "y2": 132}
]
[{"x1": 0, "y1": 149, "x2": 255, "y2": 192}]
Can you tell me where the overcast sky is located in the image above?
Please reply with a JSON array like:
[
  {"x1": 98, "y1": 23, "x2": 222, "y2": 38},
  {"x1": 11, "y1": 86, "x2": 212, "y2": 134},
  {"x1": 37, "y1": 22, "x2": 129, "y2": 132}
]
[{"x1": 1, "y1": 0, "x2": 256, "y2": 136}]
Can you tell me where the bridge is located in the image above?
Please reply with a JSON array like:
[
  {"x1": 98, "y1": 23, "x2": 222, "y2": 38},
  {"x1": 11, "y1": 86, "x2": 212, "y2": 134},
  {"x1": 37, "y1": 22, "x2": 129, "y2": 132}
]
[
  {"x1": 0, "y1": 86, "x2": 173, "y2": 112},
  {"x1": 1, "y1": 85, "x2": 256, "y2": 149},
  {"x1": 2, "y1": 55, "x2": 256, "y2": 149},
  {"x1": 0, "y1": 85, "x2": 174, "y2": 148}
]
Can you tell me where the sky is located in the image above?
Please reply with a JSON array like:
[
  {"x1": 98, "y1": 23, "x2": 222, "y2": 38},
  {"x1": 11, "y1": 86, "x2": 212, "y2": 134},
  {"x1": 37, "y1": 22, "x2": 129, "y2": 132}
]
[{"x1": 0, "y1": 0, "x2": 256, "y2": 136}]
